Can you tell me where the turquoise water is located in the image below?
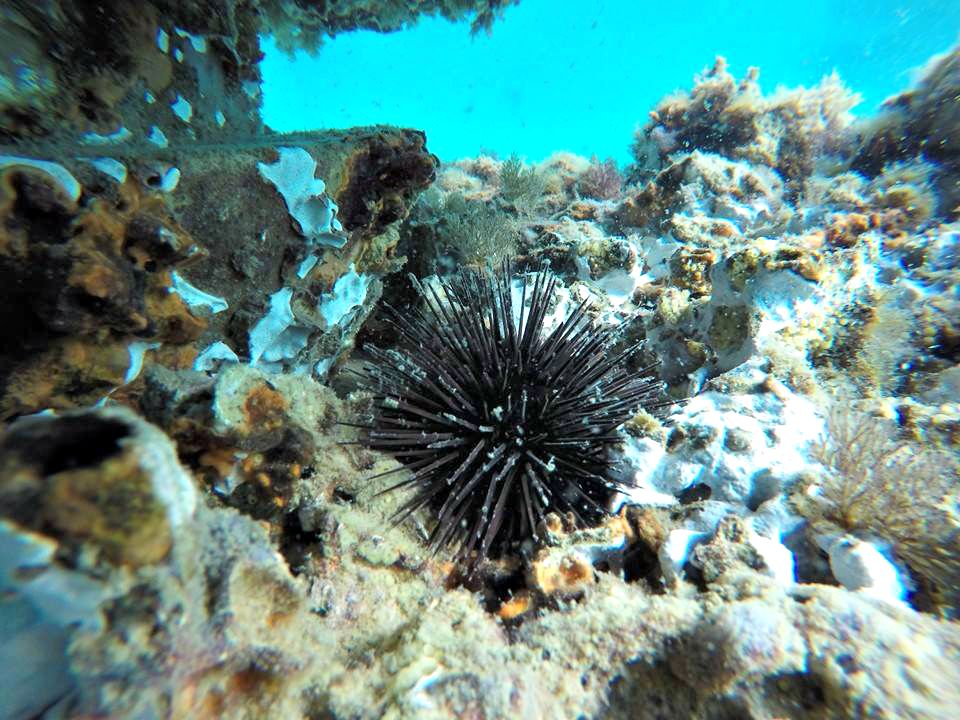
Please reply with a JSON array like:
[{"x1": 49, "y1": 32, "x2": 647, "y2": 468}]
[{"x1": 261, "y1": 0, "x2": 960, "y2": 163}]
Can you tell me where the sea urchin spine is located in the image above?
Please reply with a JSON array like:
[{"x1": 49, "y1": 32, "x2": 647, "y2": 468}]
[{"x1": 356, "y1": 262, "x2": 667, "y2": 564}]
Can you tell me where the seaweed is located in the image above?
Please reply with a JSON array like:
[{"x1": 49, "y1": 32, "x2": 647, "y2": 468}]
[
  {"x1": 577, "y1": 156, "x2": 623, "y2": 200},
  {"x1": 404, "y1": 188, "x2": 519, "y2": 273},
  {"x1": 498, "y1": 154, "x2": 547, "y2": 214},
  {"x1": 799, "y1": 405, "x2": 960, "y2": 615}
]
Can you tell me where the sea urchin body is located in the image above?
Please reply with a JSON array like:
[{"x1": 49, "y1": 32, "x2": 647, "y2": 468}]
[{"x1": 357, "y1": 263, "x2": 666, "y2": 563}]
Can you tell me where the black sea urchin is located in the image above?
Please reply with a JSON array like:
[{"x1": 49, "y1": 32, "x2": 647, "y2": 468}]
[{"x1": 356, "y1": 263, "x2": 667, "y2": 563}]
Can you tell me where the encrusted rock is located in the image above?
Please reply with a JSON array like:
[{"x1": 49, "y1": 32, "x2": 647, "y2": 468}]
[
  {"x1": 0, "y1": 406, "x2": 197, "y2": 566},
  {"x1": 0, "y1": 164, "x2": 206, "y2": 417}
]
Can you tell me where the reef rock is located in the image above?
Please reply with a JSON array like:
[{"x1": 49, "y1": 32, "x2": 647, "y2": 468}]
[
  {"x1": 0, "y1": 0, "x2": 517, "y2": 144},
  {"x1": 852, "y1": 47, "x2": 960, "y2": 217},
  {"x1": 634, "y1": 56, "x2": 859, "y2": 196},
  {"x1": 0, "y1": 159, "x2": 206, "y2": 418},
  {"x1": 0, "y1": 128, "x2": 436, "y2": 418}
]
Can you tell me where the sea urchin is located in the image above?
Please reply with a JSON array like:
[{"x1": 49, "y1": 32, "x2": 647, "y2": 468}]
[{"x1": 356, "y1": 263, "x2": 667, "y2": 564}]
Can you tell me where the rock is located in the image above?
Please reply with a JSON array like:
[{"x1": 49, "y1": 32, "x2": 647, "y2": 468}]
[
  {"x1": 0, "y1": 405, "x2": 196, "y2": 566},
  {"x1": 0, "y1": 163, "x2": 206, "y2": 418},
  {"x1": 824, "y1": 535, "x2": 910, "y2": 604},
  {"x1": 0, "y1": 128, "x2": 436, "y2": 417},
  {"x1": 0, "y1": 1, "x2": 513, "y2": 144}
]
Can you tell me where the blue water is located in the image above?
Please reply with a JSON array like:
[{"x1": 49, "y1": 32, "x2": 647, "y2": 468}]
[{"x1": 262, "y1": 0, "x2": 960, "y2": 164}]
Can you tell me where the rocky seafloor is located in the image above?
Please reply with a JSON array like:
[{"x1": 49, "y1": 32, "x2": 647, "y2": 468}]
[{"x1": 1, "y1": 3, "x2": 959, "y2": 719}]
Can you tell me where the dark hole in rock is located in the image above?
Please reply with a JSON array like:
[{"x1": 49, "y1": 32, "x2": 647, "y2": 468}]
[
  {"x1": 763, "y1": 672, "x2": 827, "y2": 713},
  {"x1": 8, "y1": 415, "x2": 130, "y2": 475},
  {"x1": 482, "y1": 565, "x2": 528, "y2": 614},
  {"x1": 332, "y1": 486, "x2": 355, "y2": 504},
  {"x1": 79, "y1": 100, "x2": 98, "y2": 122},
  {"x1": 278, "y1": 511, "x2": 324, "y2": 577},
  {"x1": 146, "y1": 174, "x2": 162, "y2": 187},
  {"x1": 682, "y1": 560, "x2": 707, "y2": 591},
  {"x1": 904, "y1": 566, "x2": 943, "y2": 614},
  {"x1": 745, "y1": 472, "x2": 780, "y2": 511},
  {"x1": 622, "y1": 542, "x2": 663, "y2": 586},
  {"x1": 11, "y1": 173, "x2": 75, "y2": 247},
  {"x1": 678, "y1": 482, "x2": 711, "y2": 504},
  {"x1": 836, "y1": 654, "x2": 857, "y2": 674},
  {"x1": 451, "y1": 562, "x2": 527, "y2": 617},
  {"x1": 665, "y1": 427, "x2": 687, "y2": 451},
  {"x1": 782, "y1": 522, "x2": 833, "y2": 585}
]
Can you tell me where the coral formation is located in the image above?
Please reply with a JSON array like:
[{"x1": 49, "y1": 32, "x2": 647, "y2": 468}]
[
  {"x1": 635, "y1": 56, "x2": 859, "y2": 196},
  {"x1": 0, "y1": 126, "x2": 436, "y2": 417},
  {"x1": 851, "y1": 47, "x2": 960, "y2": 218},
  {"x1": 0, "y1": 406, "x2": 197, "y2": 566},
  {"x1": 3, "y1": 393, "x2": 959, "y2": 720}
]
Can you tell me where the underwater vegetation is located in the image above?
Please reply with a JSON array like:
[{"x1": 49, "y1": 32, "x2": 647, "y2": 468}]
[
  {"x1": 401, "y1": 187, "x2": 519, "y2": 274},
  {"x1": 262, "y1": 0, "x2": 520, "y2": 53},
  {"x1": 578, "y1": 156, "x2": 624, "y2": 201},
  {"x1": 798, "y1": 404, "x2": 960, "y2": 613},
  {"x1": 633, "y1": 57, "x2": 859, "y2": 199},
  {"x1": 355, "y1": 263, "x2": 667, "y2": 564},
  {"x1": 497, "y1": 153, "x2": 548, "y2": 215}
]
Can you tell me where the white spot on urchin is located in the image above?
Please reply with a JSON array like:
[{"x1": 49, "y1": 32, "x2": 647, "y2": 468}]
[
  {"x1": 171, "y1": 94, "x2": 192, "y2": 122},
  {"x1": 147, "y1": 126, "x2": 168, "y2": 148}
]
